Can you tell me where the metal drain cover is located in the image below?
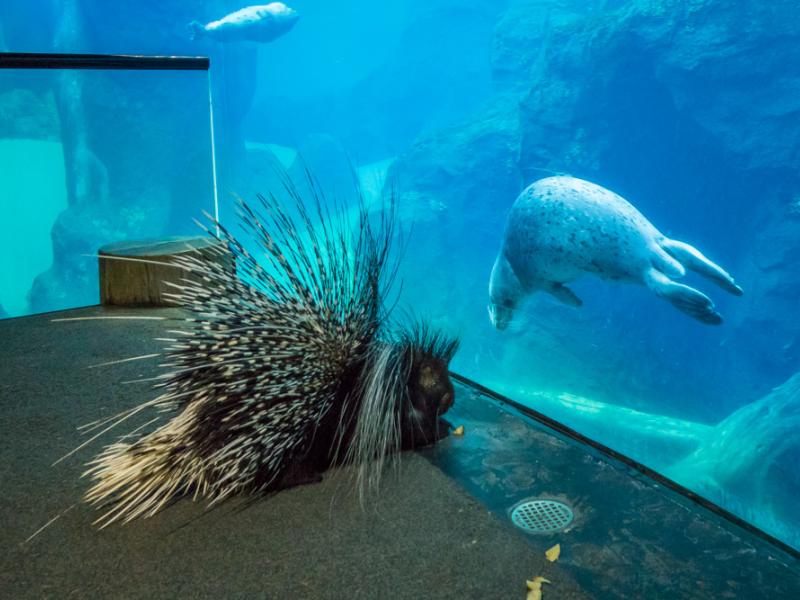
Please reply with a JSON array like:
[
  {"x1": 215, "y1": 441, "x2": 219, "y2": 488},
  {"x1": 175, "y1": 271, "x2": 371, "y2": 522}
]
[{"x1": 509, "y1": 499, "x2": 574, "y2": 534}]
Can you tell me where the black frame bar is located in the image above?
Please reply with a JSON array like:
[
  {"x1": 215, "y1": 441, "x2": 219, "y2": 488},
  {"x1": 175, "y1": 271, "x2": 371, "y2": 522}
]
[
  {"x1": 0, "y1": 52, "x2": 209, "y2": 71},
  {"x1": 450, "y1": 371, "x2": 800, "y2": 561}
]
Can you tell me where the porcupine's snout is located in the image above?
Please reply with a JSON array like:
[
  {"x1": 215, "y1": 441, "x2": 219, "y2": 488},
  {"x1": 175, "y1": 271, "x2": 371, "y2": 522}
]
[{"x1": 402, "y1": 356, "x2": 455, "y2": 449}]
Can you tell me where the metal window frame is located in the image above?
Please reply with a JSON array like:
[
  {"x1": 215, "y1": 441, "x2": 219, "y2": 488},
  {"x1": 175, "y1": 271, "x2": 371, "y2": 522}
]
[{"x1": 0, "y1": 52, "x2": 208, "y2": 70}]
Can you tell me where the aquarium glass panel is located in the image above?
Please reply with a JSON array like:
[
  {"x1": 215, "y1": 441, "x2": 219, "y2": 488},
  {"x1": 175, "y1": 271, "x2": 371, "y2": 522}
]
[
  {"x1": 0, "y1": 67, "x2": 215, "y2": 318},
  {"x1": 1, "y1": 0, "x2": 798, "y2": 553}
]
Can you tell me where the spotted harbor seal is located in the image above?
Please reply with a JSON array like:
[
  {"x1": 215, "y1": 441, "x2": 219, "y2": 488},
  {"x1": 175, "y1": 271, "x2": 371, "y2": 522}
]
[
  {"x1": 489, "y1": 176, "x2": 743, "y2": 328},
  {"x1": 188, "y1": 3, "x2": 299, "y2": 43}
]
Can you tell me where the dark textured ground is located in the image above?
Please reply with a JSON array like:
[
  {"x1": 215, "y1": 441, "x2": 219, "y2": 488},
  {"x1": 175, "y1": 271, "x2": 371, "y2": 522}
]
[
  {"x1": 0, "y1": 307, "x2": 586, "y2": 600},
  {"x1": 1, "y1": 307, "x2": 799, "y2": 599}
]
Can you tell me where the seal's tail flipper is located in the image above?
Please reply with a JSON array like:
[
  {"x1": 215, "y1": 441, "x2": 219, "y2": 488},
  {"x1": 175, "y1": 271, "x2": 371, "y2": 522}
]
[
  {"x1": 661, "y1": 238, "x2": 743, "y2": 296},
  {"x1": 645, "y1": 268, "x2": 723, "y2": 325},
  {"x1": 187, "y1": 21, "x2": 205, "y2": 41}
]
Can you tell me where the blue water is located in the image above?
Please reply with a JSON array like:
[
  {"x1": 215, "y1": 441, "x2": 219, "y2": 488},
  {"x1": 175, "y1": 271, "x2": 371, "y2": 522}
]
[{"x1": 1, "y1": 1, "x2": 799, "y2": 550}]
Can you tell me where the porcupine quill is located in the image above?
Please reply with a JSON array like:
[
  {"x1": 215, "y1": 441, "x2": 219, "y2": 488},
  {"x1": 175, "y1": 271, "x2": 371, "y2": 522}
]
[{"x1": 66, "y1": 170, "x2": 458, "y2": 527}]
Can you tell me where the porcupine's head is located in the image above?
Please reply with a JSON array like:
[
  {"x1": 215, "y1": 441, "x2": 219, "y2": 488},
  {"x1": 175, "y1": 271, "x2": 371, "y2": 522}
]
[
  {"x1": 345, "y1": 322, "x2": 459, "y2": 497},
  {"x1": 397, "y1": 325, "x2": 458, "y2": 450}
]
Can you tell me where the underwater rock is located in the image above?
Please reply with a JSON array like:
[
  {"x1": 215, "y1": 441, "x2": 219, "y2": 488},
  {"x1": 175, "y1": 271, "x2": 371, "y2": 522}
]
[
  {"x1": 391, "y1": 0, "x2": 800, "y2": 412},
  {"x1": 246, "y1": 0, "x2": 508, "y2": 162},
  {"x1": 27, "y1": 0, "x2": 104, "y2": 312},
  {"x1": 490, "y1": 0, "x2": 586, "y2": 91},
  {"x1": 234, "y1": 142, "x2": 293, "y2": 196},
  {"x1": 29, "y1": 188, "x2": 176, "y2": 313},
  {"x1": 28, "y1": 206, "x2": 105, "y2": 312},
  {"x1": 0, "y1": 88, "x2": 59, "y2": 141},
  {"x1": 0, "y1": 0, "x2": 57, "y2": 53},
  {"x1": 287, "y1": 133, "x2": 359, "y2": 204},
  {"x1": 667, "y1": 371, "x2": 800, "y2": 547},
  {"x1": 486, "y1": 384, "x2": 711, "y2": 468},
  {"x1": 390, "y1": 96, "x2": 522, "y2": 223},
  {"x1": 387, "y1": 96, "x2": 522, "y2": 332}
]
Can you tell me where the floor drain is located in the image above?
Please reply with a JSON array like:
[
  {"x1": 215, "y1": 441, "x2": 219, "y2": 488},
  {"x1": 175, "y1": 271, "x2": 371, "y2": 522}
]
[{"x1": 509, "y1": 499, "x2": 574, "y2": 534}]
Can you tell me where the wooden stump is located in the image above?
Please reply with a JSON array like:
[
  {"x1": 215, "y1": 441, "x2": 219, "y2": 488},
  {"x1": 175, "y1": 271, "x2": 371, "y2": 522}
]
[{"x1": 98, "y1": 236, "x2": 231, "y2": 307}]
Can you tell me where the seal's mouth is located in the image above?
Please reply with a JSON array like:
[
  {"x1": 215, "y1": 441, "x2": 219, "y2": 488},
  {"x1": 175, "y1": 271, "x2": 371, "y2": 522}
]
[{"x1": 488, "y1": 303, "x2": 511, "y2": 330}]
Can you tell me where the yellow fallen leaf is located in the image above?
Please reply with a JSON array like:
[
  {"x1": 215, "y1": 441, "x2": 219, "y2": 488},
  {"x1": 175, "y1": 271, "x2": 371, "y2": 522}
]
[
  {"x1": 526, "y1": 576, "x2": 551, "y2": 600},
  {"x1": 545, "y1": 543, "x2": 561, "y2": 562},
  {"x1": 452, "y1": 425, "x2": 465, "y2": 436}
]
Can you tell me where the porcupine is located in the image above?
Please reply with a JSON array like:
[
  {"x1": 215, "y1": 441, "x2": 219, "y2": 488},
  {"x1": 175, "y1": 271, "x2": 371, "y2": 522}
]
[{"x1": 80, "y1": 174, "x2": 459, "y2": 527}]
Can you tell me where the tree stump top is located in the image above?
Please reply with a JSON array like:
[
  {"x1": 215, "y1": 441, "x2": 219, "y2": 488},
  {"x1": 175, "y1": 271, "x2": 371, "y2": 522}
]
[
  {"x1": 98, "y1": 235, "x2": 230, "y2": 307},
  {"x1": 98, "y1": 235, "x2": 223, "y2": 258}
]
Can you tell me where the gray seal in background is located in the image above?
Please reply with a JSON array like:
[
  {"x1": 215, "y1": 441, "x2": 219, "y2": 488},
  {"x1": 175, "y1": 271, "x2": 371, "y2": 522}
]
[
  {"x1": 489, "y1": 176, "x2": 743, "y2": 328},
  {"x1": 188, "y1": 3, "x2": 299, "y2": 43}
]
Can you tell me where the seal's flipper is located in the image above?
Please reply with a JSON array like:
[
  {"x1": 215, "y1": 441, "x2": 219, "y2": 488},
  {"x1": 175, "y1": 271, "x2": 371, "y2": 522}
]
[
  {"x1": 650, "y1": 244, "x2": 686, "y2": 278},
  {"x1": 661, "y1": 239, "x2": 743, "y2": 296},
  {"x1": 547, "y1": 283, "x2": 583, "y2": 307},
  {"x1": 645, "y1": 268, "x2": 722, "y2": 325},
  {"x1": 187, "y1": 21, "x2": 205, "y2": 41}
]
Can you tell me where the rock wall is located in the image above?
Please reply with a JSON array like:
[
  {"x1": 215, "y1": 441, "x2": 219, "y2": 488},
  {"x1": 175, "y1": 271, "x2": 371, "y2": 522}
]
[
  {"x1": 388, "y1": 0, "x2": 800, "y2": 417},
  {"x1": 246, "y1": 0, "x2": 509, "y2": 163},
  {"x1": 667, "y1": 370, "x2": 800, "y2": 548}
]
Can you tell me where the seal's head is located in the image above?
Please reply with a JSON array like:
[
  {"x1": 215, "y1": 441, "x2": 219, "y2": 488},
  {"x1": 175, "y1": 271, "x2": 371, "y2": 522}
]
[
  {"x1": 489, "y1": 254, "x2": 522, "y2": 330},
  {"x1": 270, "y1": 2, "x2": 300, "y2": 23},
  {"x1": 266, "y1": 2, "x2": 300, "y2": 34}
]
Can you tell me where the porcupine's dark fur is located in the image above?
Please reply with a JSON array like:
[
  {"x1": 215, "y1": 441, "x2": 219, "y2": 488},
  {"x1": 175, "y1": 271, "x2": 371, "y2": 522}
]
[{"x1": 82, "y1": 174, "x2": 459, "y2": 527}]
